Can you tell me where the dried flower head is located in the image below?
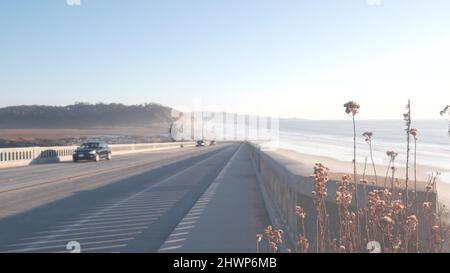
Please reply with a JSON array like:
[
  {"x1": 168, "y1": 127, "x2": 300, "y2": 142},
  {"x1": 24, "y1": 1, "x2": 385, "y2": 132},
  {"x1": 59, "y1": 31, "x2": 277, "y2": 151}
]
[
  {"x1": 342, "y1": 174, "x2": 352, "y2": 183},
  {"x1": 344, "y1": 101, "x2": 360, "y2": 116},
  {"x1": 362, "y1": 131, "x2": 373, "y2": 142},
  {"x1": 386, "y1": 151, "x2": 398, "y2": 160},
  {"x1": 256, "y1": 234, "x2": 263, "y2": 243},
  {"x1": 440, "y1": 105, "x2": 449, "y2": 116},
  {"x1": 423, "y1": 202, "x2": 432, "y2": 210},
  {"x1": 392, "y1": 199, "x2": 405, "y2": 214},
  {"x1": 405, "y1": 215, "x2": 418, "y2": 233},
  {"x1": 404, "y1": 101, "x2": 411, "y2": 126},
  {"x1": 432, "y1": 225, "x2": 444, "y2": 245},
  {"x1": 336, "y1": 174, "x2": 353, "y2": 206},
  {"x1": 409, "y1": 128, "x2": 418, "y2": 138},
  {"x1": 383, "y1": 188, "x2": 392, "y2": 197},
  {"x1": 381, "y1": 215, "x2": 394, "y2": 225},
  {"x1": 263, "y1": 225, "x2": 284, "y2": 253},
  {"x1": 297, "y1": 235, "x2": 309, "y2": 252},
  {"x1": 360, "y1": 179, "x2": 368, "y2": 184},
  {"x1": 269, "y1": 241, "x2": 278, "y2": 253},
  {"x1": 311, "y1": 163, "x2": 329, "y2": 198},
  {"x1": 392, "y1": 239, "x2": 402, "y2": 252},
  {"x1": 368, "y1": 190, "x2": 381, "y2": 206},
  {"x1": 295, "y1": 206, "x2": 306, "y2": 219}
]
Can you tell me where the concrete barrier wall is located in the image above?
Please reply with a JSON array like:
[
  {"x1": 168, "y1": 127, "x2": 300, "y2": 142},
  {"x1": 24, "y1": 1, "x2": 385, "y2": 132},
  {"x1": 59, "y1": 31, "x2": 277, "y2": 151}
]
[
  {"x1": 0, "y1": 142, "x2": 195, "y2": 169},
  {"x1": 247, "y1": 142, "x2": 437, "y2": 252}
]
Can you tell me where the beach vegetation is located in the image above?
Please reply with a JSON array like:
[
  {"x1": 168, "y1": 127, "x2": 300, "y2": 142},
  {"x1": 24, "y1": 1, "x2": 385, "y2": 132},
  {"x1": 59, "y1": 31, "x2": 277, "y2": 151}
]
[{"x1": 257, "y1": 100, "x2": 449, "y2": 253}]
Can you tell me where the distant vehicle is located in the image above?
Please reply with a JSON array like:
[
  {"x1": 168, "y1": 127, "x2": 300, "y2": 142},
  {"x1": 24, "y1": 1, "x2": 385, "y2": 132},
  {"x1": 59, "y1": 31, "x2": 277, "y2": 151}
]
[
  {"x1": 210, "y1": 140, "x2": 217, "y2": 145},
  {"x1": 73, "y1": 141, "x2": 112, "y2": 162},
  {"x1": 196, "y1": 140, "x2": 206, "y2": 147}
]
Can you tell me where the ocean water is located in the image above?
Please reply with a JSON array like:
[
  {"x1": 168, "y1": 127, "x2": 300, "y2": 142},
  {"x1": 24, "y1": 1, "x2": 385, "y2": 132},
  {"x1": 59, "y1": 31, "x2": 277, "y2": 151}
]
[{"x1": 277, "y1": 119, "x2": 450, "y2": 183}]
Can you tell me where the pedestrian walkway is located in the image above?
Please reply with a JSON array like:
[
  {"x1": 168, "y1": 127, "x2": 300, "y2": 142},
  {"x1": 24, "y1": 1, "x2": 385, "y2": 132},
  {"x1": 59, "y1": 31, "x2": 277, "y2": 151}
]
[{"x1": 158, "y1": 144, "x2": 270, "y2": 252}]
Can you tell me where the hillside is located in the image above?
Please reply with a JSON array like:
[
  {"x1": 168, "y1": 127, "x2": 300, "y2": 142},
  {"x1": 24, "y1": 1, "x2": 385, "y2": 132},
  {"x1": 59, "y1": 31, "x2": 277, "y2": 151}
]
[{"x1": 0, "y1": 103, "x2": 174, "y2": 129}]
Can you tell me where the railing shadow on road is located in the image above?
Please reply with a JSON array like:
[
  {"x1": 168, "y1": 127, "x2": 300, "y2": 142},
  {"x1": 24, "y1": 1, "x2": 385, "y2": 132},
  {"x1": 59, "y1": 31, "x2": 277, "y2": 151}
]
[{"x1": 31, "y1": 149, "x2": 63, "y2": 165}]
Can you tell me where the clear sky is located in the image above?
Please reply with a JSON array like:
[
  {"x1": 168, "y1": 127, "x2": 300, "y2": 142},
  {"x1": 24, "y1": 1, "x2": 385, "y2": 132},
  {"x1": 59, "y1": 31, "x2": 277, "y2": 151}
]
[{"x1": 1, "y1": 0, "x2": 450, "y2": 119}]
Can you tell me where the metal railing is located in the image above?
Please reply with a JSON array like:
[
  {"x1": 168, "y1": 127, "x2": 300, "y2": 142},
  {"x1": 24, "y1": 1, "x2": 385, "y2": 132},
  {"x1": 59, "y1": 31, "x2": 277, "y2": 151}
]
[{"x1": 0, "y1": 142, "x2": 195, "y2": 169}]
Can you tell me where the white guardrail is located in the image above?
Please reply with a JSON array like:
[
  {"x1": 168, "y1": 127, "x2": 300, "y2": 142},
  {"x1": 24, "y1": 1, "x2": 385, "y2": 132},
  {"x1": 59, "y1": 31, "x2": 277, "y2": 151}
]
[{"x1": 0, "y1": 141, "x2": 195, "y2": 169}]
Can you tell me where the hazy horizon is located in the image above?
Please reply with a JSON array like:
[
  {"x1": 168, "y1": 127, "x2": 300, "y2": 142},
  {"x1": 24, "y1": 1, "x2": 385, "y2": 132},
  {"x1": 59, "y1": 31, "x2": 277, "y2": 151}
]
[{"x1": 1, "y1": 101, "x2": 448, "y2": 122}]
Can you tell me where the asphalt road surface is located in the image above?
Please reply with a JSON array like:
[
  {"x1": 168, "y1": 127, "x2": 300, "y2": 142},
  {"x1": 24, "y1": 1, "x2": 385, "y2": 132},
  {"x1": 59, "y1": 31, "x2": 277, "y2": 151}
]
[{"x1": 0, "y1": 143, "x2": 242, "y2": 253}]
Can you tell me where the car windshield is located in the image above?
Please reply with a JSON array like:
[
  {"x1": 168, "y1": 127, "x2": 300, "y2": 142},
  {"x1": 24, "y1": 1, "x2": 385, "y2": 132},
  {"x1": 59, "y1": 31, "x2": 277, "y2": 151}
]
[{"x1": 80, "y1": 143, "x2": 100, "y2": 149}]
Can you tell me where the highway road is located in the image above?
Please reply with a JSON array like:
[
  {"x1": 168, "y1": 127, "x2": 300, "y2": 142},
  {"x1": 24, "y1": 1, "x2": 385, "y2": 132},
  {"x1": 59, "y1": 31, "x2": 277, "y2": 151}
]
[{"x1": 0, "y1": 143, "x2": 260, "y2": 253}]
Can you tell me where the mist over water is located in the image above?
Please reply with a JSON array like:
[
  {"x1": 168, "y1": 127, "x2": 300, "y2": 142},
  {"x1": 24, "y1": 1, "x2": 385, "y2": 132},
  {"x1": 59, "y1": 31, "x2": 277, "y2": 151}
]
[{"x1": 278, "y1": 119, "x2": 450, "y2": 182}]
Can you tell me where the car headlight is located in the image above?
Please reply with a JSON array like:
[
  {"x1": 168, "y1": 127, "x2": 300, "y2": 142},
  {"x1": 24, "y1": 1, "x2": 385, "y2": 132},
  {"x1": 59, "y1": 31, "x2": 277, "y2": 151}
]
[{"x1": 89, "y1": 150, "x2": 97, "y2": 154}]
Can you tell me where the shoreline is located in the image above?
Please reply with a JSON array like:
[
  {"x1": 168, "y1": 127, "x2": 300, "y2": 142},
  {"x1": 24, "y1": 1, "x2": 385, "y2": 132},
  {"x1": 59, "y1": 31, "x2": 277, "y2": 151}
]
[
  {"x1": 275, "y1": 147, "x2": 450, "y2": 182},
  {"x1": 273, "y1": 147, "x2": 450, "y2": 215}
]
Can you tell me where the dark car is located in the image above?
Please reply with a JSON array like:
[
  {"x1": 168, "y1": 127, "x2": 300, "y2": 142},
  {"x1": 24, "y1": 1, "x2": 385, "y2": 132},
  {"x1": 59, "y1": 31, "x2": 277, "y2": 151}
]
[
  {"x1": 73, "y1": 141, "x2": 112, "y2": 162},
  {"x1": 196, "y1": 140, "x2": 206, "y2": 147}
]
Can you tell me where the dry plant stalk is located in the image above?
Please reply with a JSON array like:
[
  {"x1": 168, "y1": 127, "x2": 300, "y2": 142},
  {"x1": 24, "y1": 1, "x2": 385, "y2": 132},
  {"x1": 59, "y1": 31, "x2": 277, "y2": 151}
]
[
  {"x1": 256, "y1": 234, "x2": 263, "y2": 253},
  {"x1": 363, "y1": 131, "x2": 378, "y2": 186},
  {"x1": 256, "y1": 100, "x2": 447, "y2": 253},
  {"x1": 385, "y1": 151, "x2": 398, "y2": 191},
  {"x1": 440, "y1": 105, "x2": 450, "y2": 133},
  {"x1": 311, "y1": 163, "x2": 330, "y2": 252},
  {"x1": 256, "y1": 226, "x2": 284, "y2": 253},
  {"x1": 295, "y1": 206, "x2": 309, "y2": 253},
  {"x1": 409, "y1": 128, "x2": 419, "y2": 251},
  {"x1": 336, "y1": 174, "x2": 358, "y2": 252},
  {"x1": 344, "y1": 101, "x2": 360, "y2": 208},
  {"x1": 404, "y1": 100, "x2": 411, "y2": 206}
]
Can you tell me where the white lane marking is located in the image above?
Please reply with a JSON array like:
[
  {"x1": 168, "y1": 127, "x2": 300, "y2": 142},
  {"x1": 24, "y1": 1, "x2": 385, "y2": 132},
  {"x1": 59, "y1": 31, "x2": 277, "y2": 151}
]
[
  {"x1": 169, "y1": 232, "x2": 189, "y2": 237},
  {"x1": 36, "y1": 222, "x2": 150, "y2": 234},
  {"x1": 23, "y1": 231, "x2": 142, "y2": 245},
  {"x1": 188, "y1": 208, "x2": 204, "y2": 212},
  {"x1": 88, "y1": 202, "x2": 177, "y2": 210},
  {"x1": 77, "y1": 210, "x2": 167, "y2": 219},
  {"x1": 52, "y1": 217, "x2": 159, "y2": 227},
  {"x1": 62, "y1": 214, "x2": 162, "y2": 223},
  {"x1": 178, "y1": 221, "x2": 197, "y2": 225},
  {"x1": 185, "y1": 212, "x2": 202, "y2": 216},
  {"x1": 92, "y1": 203, "x2": 175, "y2": 209},
  {"x1": 79, "y1": 208, "x2": 169, "y2": 216},
  {"x1": 158, "y1": 245, "x2": 182, "y2": 252},
  {"x1": 76, "y1": 209, "x2": 167, "y2": 218},
  {"x1": 12, "y1": 235, "x2": 136, "y2": 248},
  {"x1": 182, "y1": 216, "x2": 199, "y2": 221},
  {"x1": 5, "y1": 232, "x2": 140, "y2": 253},
  {"x1": 95, "y1": 200, "x2": 178, "y2": 206},
  {"x1": 74, "y1": 202, "x2": 176, "y2": 212},
  {"x1": 174, "y1": 225, "x2": 195, "y2": 231},
  {"x1": 165, "y1": 238, "x2": 186, "y2": 244},
  {"x1": 13, "y1": 226, "x2": 148, "y2": 244},
  {"x1": 61, "y1": 244, "x2": 128, "y2": 253},
  {"x1": 13, "y1": 146, "x2": 235, "y2": 252},
  {"x1": 82, "y1": 203, "x2": 176, "y2": 211}
]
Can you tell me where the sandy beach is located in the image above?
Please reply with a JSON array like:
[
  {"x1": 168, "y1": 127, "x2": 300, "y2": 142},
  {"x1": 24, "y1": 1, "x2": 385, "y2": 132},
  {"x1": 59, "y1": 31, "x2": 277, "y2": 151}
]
[{"x1": 274, "y1": 148, "x2": 450, "y2": 215}]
